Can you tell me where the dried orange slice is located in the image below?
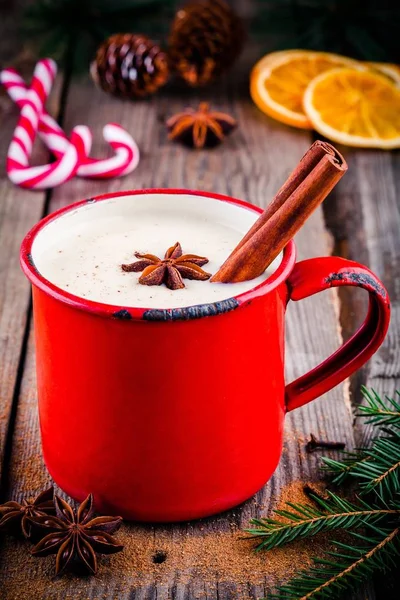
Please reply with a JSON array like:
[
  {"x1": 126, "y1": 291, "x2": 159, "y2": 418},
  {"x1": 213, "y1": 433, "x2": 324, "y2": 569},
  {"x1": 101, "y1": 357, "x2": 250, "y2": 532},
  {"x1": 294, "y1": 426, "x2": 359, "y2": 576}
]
[
  {"x1": 366, "y1": 62, "x2": 400, "y2": 87},
  {"x1": 303, "y1": 68, "x2": 400, "y2": 149},
  {"x1": 250, "y1": 50, "x2": 362, "y2": 129}
]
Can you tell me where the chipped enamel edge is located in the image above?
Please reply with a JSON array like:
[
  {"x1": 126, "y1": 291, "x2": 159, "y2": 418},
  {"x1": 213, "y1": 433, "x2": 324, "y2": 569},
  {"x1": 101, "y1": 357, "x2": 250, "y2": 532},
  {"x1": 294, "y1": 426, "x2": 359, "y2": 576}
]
[{"x1": 21, "y1": 189, "x2": 297, "y2": 322}]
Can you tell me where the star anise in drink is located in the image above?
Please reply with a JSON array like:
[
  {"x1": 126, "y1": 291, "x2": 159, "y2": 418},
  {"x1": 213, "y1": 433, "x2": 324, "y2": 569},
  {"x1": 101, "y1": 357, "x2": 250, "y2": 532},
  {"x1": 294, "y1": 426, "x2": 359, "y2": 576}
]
[
  {"x1": 0, "y1": 487, "x2": 55, "y2": 538},
  {"x1": 121, "y1": 242, "x2": 211, "y2": 290},
  {"x1": 28, "y1": 494, "x2": 123, "y2": 575},
  {"x1": 166, "y1": 102, "x2": 237, "y2": 148}
]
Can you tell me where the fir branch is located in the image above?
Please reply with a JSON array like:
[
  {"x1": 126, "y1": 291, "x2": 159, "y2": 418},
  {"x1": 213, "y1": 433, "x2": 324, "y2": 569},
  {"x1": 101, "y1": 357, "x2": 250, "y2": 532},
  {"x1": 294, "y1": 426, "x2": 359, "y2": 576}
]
[
  {"x1": 269, "y1": 526, "x2": 400, "y2": 600},
  {"x1": 350, "y1": 436, "x2": 400, "y2": 498},
  {"x1": 246, "y1": 491, "x2": 399, "y2": 550},
  {"x1": 358, "y1": 387, "x2": 400, "y2": 428},
  {"x1": 322, "y1": 452, "x2": 369, "y2": 485},
  {"x1": 323, "y1": 389, "x2": 400, "y2": 497},
  {"x1": 245, "y1": 388, "x2": 400, "y2": 599},
  {"x1": 324, "y1": 433, "x2": 400, "y2": 499}
]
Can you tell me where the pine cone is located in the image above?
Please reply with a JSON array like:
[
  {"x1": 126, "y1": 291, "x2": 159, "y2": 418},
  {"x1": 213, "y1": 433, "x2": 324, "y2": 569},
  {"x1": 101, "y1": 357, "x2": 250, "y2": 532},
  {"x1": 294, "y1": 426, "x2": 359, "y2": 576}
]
[
  {"x1": 91, "y1": 34, "x2": 169, "y2": 99},
  {"x1": 168, "y1": 0, "x2": 245, "y2": 86}
]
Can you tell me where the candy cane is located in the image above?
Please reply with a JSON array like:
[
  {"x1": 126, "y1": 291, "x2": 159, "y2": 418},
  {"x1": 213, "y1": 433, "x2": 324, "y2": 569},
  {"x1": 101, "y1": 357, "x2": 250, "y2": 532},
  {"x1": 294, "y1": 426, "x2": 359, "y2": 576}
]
[
  {"x1": 1, "y1": 64, "x2": 139, "y2": 180},
  {"x1": 77, "y1": 123, "x2": 139, "y2": 178},
  {"x1": 5, "y1": 59, "x2": 88, "y2": 190}
]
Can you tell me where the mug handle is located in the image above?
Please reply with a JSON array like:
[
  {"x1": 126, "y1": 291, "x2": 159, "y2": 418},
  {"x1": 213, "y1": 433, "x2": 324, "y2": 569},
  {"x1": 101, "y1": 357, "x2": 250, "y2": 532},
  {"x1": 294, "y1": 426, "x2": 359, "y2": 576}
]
[{"x1": 285, "y1": 256, "x2": 390, "y2": 412}]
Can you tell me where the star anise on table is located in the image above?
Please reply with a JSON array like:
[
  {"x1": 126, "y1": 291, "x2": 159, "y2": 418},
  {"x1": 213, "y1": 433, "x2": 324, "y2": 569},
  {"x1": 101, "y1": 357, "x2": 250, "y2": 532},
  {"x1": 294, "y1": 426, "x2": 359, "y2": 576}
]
[
  {"x1": 121, "y1": 241, "x2": 211, "y2": 290},
  {"x1": 0, "y1": 487, "x2": 55, "y2": 538},
  {"x1": 166, "y1": 102, "x2": 237, "y2": 148},
  {"x1": 28, "y1": 494, "x2": 123, "y2": 575}
]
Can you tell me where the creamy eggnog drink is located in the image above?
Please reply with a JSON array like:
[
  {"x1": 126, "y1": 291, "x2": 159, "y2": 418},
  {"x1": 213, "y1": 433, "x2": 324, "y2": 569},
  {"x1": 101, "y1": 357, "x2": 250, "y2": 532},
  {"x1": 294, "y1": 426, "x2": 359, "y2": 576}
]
[{"x1": 31, "y1": 192, "x2": 280, "y2": 308}]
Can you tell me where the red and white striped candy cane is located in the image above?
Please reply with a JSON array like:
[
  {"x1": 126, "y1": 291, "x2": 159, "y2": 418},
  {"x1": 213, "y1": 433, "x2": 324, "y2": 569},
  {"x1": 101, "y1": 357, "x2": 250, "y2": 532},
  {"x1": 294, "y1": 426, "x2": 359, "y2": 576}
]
[
  {"x1": 1, "y1": 64, "x2": 140, "y2": 180},
  {"x1": 4, "y1": 59, "x2": 87, "y2": 190},
  {"x1": 0, "y1": 65, "x2": 68, "y2": 150},
  {"x1": 77, "y1": 123, "x2": 139, "y2": 178}
]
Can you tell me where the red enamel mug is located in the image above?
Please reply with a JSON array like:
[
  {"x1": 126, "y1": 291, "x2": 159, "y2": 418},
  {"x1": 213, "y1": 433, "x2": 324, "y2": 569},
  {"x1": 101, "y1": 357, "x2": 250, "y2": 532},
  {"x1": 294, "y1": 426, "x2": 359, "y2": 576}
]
[{"x1": 20, "y1": 189, "x2": 390, "y2": 522}]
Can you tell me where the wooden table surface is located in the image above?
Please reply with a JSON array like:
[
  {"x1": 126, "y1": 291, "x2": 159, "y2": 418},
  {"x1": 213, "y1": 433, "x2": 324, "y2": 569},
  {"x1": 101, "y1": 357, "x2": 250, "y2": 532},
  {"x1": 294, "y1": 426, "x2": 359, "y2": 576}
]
[{"x1": 0, "y1": 10, "x2": 399, "y2": 600}]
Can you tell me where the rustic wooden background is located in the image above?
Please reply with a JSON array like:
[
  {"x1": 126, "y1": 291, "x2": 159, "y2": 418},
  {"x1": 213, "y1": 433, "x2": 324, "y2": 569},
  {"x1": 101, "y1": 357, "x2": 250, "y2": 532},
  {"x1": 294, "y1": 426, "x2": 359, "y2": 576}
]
[{"x1": 0, "y1": 1, "x2": 399, "y2": 598}]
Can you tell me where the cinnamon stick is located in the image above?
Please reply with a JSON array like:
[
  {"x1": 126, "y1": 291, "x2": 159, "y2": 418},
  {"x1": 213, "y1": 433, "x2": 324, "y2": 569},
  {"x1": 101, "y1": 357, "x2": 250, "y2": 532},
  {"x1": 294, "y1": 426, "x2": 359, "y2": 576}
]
[
  {"x1": 231, "y1": 141, "x2": 343, "y2": 255},
  {"x1": 211, "y1": 142, "x2": 347, "y2": 283}
]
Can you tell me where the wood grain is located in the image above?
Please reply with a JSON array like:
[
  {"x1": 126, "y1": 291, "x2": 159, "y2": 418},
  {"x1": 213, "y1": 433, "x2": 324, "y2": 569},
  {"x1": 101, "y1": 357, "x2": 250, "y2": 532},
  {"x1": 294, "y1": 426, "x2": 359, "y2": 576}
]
[
  {"x1": 0, "y1": 67, "x2": 358, "y2": 599},
  {"x1": 0, "y1": 70, "x2": 53, "y2": 486},
  {"x1": 323, "y1": 147, "x2": 400, "y2": 600},
  {"x1": 324, "y1": 149, "x2": 400, "y2": 439}
]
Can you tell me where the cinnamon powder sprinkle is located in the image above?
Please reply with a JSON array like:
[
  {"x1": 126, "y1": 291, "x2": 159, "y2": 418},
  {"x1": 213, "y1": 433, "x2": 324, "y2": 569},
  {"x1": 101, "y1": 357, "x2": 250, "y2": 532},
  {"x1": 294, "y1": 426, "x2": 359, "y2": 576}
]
[{"x1": 0, "y1": 481, "x2": 340, "y2": 599}]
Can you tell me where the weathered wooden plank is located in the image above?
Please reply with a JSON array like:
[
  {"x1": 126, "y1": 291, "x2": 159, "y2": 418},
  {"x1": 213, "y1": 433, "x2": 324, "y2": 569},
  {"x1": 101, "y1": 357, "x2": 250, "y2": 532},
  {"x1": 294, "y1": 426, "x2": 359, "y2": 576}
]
[
  {"x1": 357, "y1": 151, "x2": 400, "y2": 600},
  {"x1": 0, "y1": 66, "x2": 358, "y2": 599},
  {"x1": 323, "y1": 147, "x2": 400, "y2": 600},
  {"x1": 354, "y1": 151, "x2": 400, "y2": 413},
  {"x1": 324, "y1": 149, "x2": 400, "y2": 436},
  {"x1": 0, "y1": 60, "x2": 52, "y2": 485}
]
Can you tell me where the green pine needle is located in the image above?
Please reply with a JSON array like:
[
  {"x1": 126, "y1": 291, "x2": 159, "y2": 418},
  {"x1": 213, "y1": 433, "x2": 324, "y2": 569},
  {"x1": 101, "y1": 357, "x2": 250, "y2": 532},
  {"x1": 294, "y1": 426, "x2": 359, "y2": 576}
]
[
  {"x1": 323, "y1": 389, "x2": 400, "y2": 498},
  {"x1": 245, "y1": 388, "x2": 400, "y2": 599},
  {"x1": 323, "y1": 434, "x2": 400, "y2": 499},
  {"x1": 321, "y1": 453, "x2": 369, "y2": 485},
  {"x1": 246, "y1": 491, "x2": 400, "y2": 551},
  {"x1": 358, "y1": 387, "x2": 400, "y2": 427},
  {"x1": 268, "y1": 526, "x2": 400, "y2": 600},
  {"x1": 348, "y1": 436, "x2": 400, "y2": 498}
]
